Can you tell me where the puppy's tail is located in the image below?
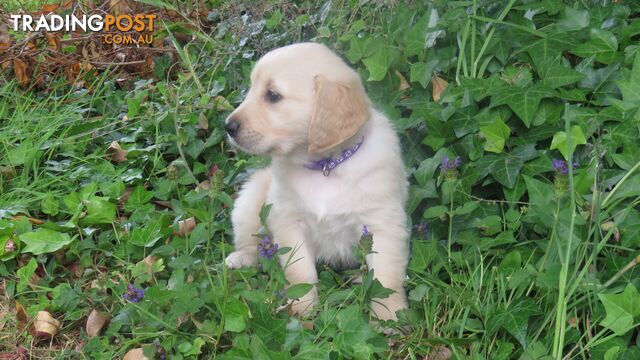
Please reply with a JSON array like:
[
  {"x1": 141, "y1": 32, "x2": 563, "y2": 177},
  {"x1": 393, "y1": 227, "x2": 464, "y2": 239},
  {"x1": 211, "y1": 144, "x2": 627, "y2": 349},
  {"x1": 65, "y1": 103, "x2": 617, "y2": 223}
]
[{"x1": 230, "y1": 168, "x2": 272, "y2": 254}]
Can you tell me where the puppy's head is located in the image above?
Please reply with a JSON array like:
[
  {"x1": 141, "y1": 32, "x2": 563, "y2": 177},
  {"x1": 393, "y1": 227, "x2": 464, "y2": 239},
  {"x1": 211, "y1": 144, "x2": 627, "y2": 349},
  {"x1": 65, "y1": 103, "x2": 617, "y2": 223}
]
[{"x1": 225, "y1": 43, "x2": 370, "y2": 156}]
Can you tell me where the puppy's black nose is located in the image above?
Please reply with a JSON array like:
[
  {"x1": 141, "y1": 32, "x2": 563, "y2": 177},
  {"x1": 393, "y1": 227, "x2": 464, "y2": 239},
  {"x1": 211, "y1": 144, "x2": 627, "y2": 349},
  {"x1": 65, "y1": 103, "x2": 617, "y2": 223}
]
[{"x1": 225, "y1": 118, "x2": 241, "y2": 137}]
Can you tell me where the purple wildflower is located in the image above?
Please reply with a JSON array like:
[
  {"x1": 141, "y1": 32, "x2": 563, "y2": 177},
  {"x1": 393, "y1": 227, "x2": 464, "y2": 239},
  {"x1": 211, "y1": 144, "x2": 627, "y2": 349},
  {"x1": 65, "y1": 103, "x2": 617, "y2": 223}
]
[
  {"x1": 552, "y1": 159, "x2": 578, "y2": 175},
  {"x1": 414, "y1": 222, "x2": 429, "y2": 239},
  {"x1": 123, "y1": 284, "x2": 145, "y2": 303},
  {"x1": 154, "y1": 339, "x2": 166, "y2": 360},
  {"x1": 257, "y1": 235, "x2": 279, "y2": 260},
  {"x1": 441, "y1": 156, "x2": 461, "y2": 171},
  {"x1": 441, "y1": 156, "x2": 462, "y2": 180},
  {"x1": 362, "y1": 225, "x2": 370, "y2": 236}
]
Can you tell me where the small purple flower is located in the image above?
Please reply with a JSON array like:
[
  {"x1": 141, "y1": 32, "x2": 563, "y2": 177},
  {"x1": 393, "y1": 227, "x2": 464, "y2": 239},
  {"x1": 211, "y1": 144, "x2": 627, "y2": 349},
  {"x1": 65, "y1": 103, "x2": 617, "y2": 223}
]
[
  {"x1": 154, "y1": 339, "x2": 166, "y2": 360},
  {"x1": 552, "y1": 158, "x2": 578, "y2": 175},
  {"x1": 441, "y1": 156, "x2": 462, "y2": 180},
  {"x1": 123, "y1": 284, "x2": 145, "y2": 303},
  {"x1": 257, "y1": 235, "x2": 279, "y2": 260},
  {"x1": 441, "y1": 156, "x2": 461, "y2": 171},
  {"x1": 362, "y1": 225, "x2": 370, "y2": 236}
]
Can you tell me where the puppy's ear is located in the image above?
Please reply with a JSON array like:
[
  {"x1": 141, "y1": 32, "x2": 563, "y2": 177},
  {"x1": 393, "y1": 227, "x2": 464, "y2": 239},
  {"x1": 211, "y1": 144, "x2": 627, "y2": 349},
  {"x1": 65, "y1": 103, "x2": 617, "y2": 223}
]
[{"x1": 308, "y1": 75, "x2": 370, "y2": 153}]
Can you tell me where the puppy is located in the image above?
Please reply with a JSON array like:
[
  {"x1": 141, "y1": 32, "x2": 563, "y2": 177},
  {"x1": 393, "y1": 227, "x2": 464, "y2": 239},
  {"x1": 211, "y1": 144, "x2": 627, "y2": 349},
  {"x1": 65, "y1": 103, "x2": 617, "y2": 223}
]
[{"x1": 224, "y1": 43, "x2": 409, "y2": 321}]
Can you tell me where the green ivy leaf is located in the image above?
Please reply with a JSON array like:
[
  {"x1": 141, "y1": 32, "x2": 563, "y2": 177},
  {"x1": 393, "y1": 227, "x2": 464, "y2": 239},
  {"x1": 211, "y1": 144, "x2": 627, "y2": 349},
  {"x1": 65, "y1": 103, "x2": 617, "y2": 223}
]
[
  {"x1": 614, "y1": 50, "x2": 640, "y2": 109},
  {"x1": 475, "y1": 153, "x2": 523, "y2": 189},
  {"x1": 598, "y1": 284, "x2": 640, "y2": 336},
  {"x1": 550, "y1": 125, "x2": 587, "y2": 160},
  {"x1": 286, "y1": 283, "x2": 313, "y2": 299},
  {"x1": 571, "y1": 29, "x2": 619, "y2": 64},
  {"x1": 480, "y1": 117, "x2": 511, "y2": 153},
  {"x1": 410, "y1": 59, "x2": 438, "y2": 88},
  {"x1": 541, "y1": 62, "x2": 585, "y2": 89},
  {"x1": 362, "y1": 46, "x2": 399, "y2": 81},
  {"x1": 557, "y1": 7, "x2": 590, "y2": 31},
  {"x1": 522, "y1": 32, "x2": 577, "y2": 76},
  {"x1": 486, "y1": 298, "x2": 540, "y2": 347},
  {"x1": 82, "y1": 197, "x2": 116, "y2": 225},
  {"x1": 41, "y1": 192, "x2": 59, "y2": 216},
  {"x1": 491, "y1": 83, "x2": 555, "y2": 127},
  {"x1": 125, "y1": 185, "x2": 154, "y2": 211},
  {"x1": 20, "y1": 229, "x2": 73, "y2": 255},
  {"x1": 16, "y1": 257, "x2": 37, "y2": 292}
]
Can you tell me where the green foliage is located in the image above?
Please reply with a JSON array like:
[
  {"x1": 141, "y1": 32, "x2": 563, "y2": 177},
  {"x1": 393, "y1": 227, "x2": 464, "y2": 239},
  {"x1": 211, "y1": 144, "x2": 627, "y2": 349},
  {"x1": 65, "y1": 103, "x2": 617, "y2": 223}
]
[{"x1": 2, "y1": 0, "x2": 640, "y2": 359}]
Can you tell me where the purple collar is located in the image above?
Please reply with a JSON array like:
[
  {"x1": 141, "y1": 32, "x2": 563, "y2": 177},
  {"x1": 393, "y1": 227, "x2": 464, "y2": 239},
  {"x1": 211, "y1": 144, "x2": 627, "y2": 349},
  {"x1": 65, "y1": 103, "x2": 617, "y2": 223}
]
[{"x1": 304, "y1": 137, "x2": 365, "y2": 176}]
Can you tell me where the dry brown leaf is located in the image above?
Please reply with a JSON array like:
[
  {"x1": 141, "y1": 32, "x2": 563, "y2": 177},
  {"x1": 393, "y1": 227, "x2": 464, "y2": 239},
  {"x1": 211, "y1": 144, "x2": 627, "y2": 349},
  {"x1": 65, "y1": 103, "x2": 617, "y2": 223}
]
[
  {"x1": 424, "y1": 345, "x2": 453, "y2": 360},
  {"x1": 86, "y1": 309, "x2": 108, "y2": 337},
  {"x1": 142, "y1": 255, "x2": 159, "y2": 280},
  {"x1": 195, "y1": 180, "x2": 210, "y2": 192},
  {"x1": 123, "y1": 348, "x2": 149, "y2": 360},
  {"x1": 118, "y1": 187, "x2": 134, "y2": 205},
  {"x1": 431, "y1": 74, "x2": 449, "y2": 102},
  {"x1": 15, "y1": 302, "x2": 29, "y2": 331},
  {"x1": 46, "y1": 33, "x2": 61, "y2": 51},
  {"x1": 10, "y1": 215, "x2": 44, "y2": 225},
  {"x1": 0, "y1": 165, "x2": 15, "y2": 179},
  {"x1": 174, "y1": 217, "x2": 196, "y2": 236},
  {"x1": 34, "y1": 311, "x2": 60, "y2": 338},
  {"x1": 396, "y1": 70, "x2": 410, "y2": 91},
  {"x1": 198, "y1": 112, "x2": 209, "y2": 130},
  {"x1": 13, "y1": 59, "x2": 29, "y2": 88},
  {"x1": 600, "y1": 221, "x2": 620, "y2": 242},
  {"x1": 42, "y1": 3, "x2": 59, "y2": 12},
  {"x1": 0, "y1": 39, "x2": 9, "y2": 52},
  {"x1": 106, "y1": 141, "x2": 128, "y2": 163},
  {"x1": 109, "y1": 0, "x2": 133, "y2": 16},
  {"x1": 4, "y1": 238, "x2": 16, "y2": 253}
]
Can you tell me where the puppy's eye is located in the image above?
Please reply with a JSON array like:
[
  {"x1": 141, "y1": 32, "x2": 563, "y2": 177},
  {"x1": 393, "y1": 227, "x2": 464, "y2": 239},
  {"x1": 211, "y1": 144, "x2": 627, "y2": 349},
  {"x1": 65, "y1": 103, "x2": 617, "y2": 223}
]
[{"x1": 265, "y1": 90, "x2": 282, "y2": 104}]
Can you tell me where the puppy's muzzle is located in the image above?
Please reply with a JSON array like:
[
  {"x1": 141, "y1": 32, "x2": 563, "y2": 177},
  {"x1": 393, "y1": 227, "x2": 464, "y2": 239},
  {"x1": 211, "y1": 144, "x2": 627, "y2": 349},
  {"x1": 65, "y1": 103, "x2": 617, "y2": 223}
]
[{"x1": 225, "y1": 117, "x2": 241, "y2": 137}]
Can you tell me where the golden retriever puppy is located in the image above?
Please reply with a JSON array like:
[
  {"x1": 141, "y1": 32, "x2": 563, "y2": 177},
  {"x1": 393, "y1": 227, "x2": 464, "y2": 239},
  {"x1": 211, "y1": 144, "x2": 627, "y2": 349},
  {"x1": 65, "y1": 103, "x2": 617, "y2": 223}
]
[{"x1": 224, "y1": 42, "x2": 409, "y2": 321}]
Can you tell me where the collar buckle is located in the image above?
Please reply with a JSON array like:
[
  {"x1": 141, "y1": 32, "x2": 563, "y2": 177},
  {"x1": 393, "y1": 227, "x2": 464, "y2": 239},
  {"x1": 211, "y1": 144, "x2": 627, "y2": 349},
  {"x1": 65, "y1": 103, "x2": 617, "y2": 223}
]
[{"x1": 322, "y1": 163, "x2": 330, "y2": 176}]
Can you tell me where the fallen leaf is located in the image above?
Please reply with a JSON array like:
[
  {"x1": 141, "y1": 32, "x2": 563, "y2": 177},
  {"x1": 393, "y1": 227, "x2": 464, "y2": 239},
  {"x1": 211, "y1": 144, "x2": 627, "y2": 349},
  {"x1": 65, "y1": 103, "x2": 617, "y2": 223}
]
[
  {"x1": 195, "y1": 180, "x2": 210, "y2": 192},
  {"x1": 86, "y1": 309, "x2": 108, "y2": 337},
  {"x1": 431, "y1": 74, "x2": 449, "y2": 102},
  {"x1": 198, "y1": 112, "x2": 209, "y2": 130},
  {"x1": 4, "y1": 239, "x2": 16, "y2": 253},
  {"x1": 153, "y1": 200, "x2": 173, "y2": 209},
  {"x1": 10, "y1": 215, "x2": 44, "y2": 225},
  {"x1": 174, "y1": 217, "x2": 196, "y2": 236},
  {"x1": 0, "y1": 40, "x2": 9, "y2": 52},
  {"x1": 600, "y1": 221, "x2": 620, "y2": 242},
  {"x1": 106, "y1": 141, "x2": 128, "y2": 163},
  {"x1": 118, "y1": 187, "x2": 134, "y2": 205},
  {"x1": 13, "y1": 59, "x2": 29, "y2": 87},
  {"x1": 214, "y1": 96, "x2": 233, "y2": 111},
  {"x1": 0, "y1": 166, "x2": 15, "y2": 179},
  {"x1": 424, "y1": 345, "x2": 452, "y2": 360},
  {"x1": 42, "y1": 3, "x2": 59, "y2": 12},
  {"x1": 123, "y1": 348, "x2": 149, "y2": 360},
  {"x1": 34, "y1": 311, "x2": 60, "y2": 338},
  {"x1": 396, "y1": 70, "x2": 410, "y2": 91},
  {"x1": 15, "y1": 302, "x2": 29, "y2": 331},
  {"x1": 45, "y1": 33, "x2": 60, "y2": 51}
]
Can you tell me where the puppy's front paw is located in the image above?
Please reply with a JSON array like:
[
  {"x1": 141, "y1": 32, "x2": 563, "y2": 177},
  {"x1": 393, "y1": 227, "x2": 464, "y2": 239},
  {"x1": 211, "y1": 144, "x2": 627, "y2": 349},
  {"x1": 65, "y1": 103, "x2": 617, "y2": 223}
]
[
  {"x1": 225, "y1": 250, "x2": 257, "y2": 269},
  {"x1": 278, "y1": 286, "x2": 318, "y2": 317},
  {"x1": 371, "y1": 292, "x2": 407, "y2": 321}
]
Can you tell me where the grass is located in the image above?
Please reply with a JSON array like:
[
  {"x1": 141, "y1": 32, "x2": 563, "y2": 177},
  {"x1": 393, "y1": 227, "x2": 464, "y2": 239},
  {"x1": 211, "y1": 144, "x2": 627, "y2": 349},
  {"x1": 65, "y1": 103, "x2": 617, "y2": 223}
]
[{"x1": 2, "y1": 0, "x2": 640, "y2": 359}]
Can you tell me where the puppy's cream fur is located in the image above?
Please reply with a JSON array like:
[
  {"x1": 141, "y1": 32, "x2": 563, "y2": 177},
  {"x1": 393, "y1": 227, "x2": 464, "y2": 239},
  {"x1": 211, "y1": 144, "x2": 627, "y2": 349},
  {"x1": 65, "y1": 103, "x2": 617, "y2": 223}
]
[{"x1": 225, "y1": 43, "x2": 409, "y2": 320}]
